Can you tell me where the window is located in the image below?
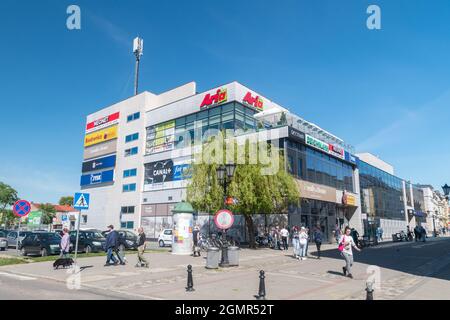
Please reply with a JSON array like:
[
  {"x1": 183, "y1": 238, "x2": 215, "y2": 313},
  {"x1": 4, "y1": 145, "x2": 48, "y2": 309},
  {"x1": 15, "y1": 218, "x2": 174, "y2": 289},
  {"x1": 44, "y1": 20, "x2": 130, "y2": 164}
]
[
  {"x1": 124, "y1": 147, "x2": 138, "y2": 157},
  {"x1": 125, "y1": 132, "x2": 139, "y2": 143},
  {"x1": 121, "y1": 221, "x2": 134, "y2": 229},
  {"x1": 123, "y1": 168, "x2": 137, "y2": 178},
  {"x1": 122, "y1": 183, "x2": 136, "y2": 192},
  {"x1": 127, "y1": 112, "x2": 140, "y2": 122},
  {"x1": 121, "y1": 206, "x2": 135, "y2": 214}
]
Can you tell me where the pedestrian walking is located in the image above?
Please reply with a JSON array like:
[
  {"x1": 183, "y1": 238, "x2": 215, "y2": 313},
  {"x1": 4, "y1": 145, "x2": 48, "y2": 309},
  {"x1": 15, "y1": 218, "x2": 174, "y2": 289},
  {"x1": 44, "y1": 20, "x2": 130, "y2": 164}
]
[
  {"x1": 313, "y1": 226, "x2": 323, "y2": 259},
  {"x1": 305, "y1": 227, "x2": 310, "y2": 256},
  {"x1": 333, "y1": 224, "x2": 342, "y2": 244},
  {"x1": 135, "y1": 227, "x2": 149, "y2": 268},
  {"x1": 380, "y1": 227, "x2": 384, "y2": 241},
  {"x1": 338, "y1": 226, "x2": 361, "y2": 279},
  {"x1": 192, "y1": 225, "x2": 201, "y2": 257},
  {"x1": 115, "y1": 232, "x2": 127, "y2": 265},
  {"x1": 292, "y1": 226, "x2": 300, "y2": 258},
  {"x1": 59, "y1": 227, "x2": 70, "y2": 259},
  {"x1": 104, "y1": 225, "x2": 119, "y2": 266},
  {"x1": 280, "y1": 226, "x2": 289, "y2": 250},
  {"x1": 420, "y1": 225, "x2": 426, "y2": 242},
  {"x1": 298, "y1": 227, "x2": 308, "y2": 260},
  {"x1": 414, "y1": 225, "x2": 420, "y2": 242}
]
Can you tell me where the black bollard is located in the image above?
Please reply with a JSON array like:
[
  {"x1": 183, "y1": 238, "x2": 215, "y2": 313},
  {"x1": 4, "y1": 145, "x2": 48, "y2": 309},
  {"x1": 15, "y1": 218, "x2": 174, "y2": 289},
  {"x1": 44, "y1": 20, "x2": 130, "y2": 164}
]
[
  {"x1": 254, "y1": 270, "x2": 266, "y2": 300},
  {"x1": 186, "y1": 265, "x2": 195, "y2": 292},
  {"x1": 365, "y1": 281, "x2": 374, "y2": 300}
]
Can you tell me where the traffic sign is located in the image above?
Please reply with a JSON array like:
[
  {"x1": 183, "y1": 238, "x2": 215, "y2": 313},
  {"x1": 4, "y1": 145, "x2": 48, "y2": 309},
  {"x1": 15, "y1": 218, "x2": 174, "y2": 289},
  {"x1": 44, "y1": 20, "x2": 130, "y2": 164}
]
[
  {"x1": 13, "y1": 200, "x2": 31, "y2": 218},
  {"x1": 214, "y1": 209, "x2": 234, "y2": 230},
  {"x1": 73, "y1": 193, "x2": 90, "y2": 210}
]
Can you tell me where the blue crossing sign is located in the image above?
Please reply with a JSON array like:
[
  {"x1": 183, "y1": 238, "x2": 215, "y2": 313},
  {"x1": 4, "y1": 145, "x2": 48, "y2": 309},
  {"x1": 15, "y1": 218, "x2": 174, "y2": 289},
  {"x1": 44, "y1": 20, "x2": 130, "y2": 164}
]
[{"x1": 73, "y1": 193, "x2": 90, "y2": 210}]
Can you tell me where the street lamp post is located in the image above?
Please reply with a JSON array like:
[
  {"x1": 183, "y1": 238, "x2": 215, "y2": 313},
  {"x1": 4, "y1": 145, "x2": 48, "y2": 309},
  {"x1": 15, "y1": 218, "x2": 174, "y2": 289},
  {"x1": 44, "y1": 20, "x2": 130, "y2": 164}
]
[{"x1": 216, "y1": 164, "x2": 236, "y2": 268}]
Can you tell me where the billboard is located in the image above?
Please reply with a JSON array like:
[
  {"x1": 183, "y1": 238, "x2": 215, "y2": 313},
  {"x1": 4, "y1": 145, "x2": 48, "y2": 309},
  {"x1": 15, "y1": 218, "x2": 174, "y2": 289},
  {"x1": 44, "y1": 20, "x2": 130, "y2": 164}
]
[
  {"x1": 83, "y1": 139, "x2": 117, "y2": 160},
  {"x1": 146, "y1": 120, "x2": 175, "y2": 154},
  {"x1": 80, "y1": 169, "x2": 114, "y2": 187},
  {"x1": 82, "y1": 155, "x2": 116, "y2": 173},
  {"x1": 143, "y1": 158, "x2": 191, "y2": 191},
  {"x1": 27, "y1": 211, "x2": 42, "y2": 226},
  {"x1": 84, "y1": 125, "x2": 118, "y2": 147},
  {"x1": 86, "y1": 112, "x2": 120, "y2": 133}
]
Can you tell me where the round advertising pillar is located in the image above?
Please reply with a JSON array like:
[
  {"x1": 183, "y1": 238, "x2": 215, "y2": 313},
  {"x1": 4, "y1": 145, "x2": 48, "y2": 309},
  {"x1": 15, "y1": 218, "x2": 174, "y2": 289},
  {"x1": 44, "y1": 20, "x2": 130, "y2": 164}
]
[{"x1": 171, "y1": 201, "x2": 196, "y2": 255}]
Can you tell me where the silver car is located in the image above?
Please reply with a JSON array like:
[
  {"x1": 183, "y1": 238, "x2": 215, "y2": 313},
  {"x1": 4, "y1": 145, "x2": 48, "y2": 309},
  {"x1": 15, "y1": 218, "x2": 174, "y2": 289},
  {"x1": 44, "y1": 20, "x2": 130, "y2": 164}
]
[
  {"x1": 6, "y1": 231, "x2": 32, "y2": 248},
  {"x1": 0, "y1": 230, "x2": 8, "y2": 251}
]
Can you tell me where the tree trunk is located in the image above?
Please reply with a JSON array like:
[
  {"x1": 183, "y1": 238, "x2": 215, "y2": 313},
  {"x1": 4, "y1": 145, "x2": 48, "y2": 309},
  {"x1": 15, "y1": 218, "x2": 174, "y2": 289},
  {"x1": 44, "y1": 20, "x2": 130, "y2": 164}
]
[{"x1": 245, "y1": 215, "x2": 256, "y2": 249}]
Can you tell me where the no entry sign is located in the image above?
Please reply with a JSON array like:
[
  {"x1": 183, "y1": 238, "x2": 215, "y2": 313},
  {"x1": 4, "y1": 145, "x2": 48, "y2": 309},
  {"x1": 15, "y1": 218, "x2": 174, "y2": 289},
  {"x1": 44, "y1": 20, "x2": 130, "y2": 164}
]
[
  {"x1": 13, "y1": 200, "x2": 31, "y2": 218},
  {"x1": 214, "y1": 209, "x2": 234, "y2": 230}
]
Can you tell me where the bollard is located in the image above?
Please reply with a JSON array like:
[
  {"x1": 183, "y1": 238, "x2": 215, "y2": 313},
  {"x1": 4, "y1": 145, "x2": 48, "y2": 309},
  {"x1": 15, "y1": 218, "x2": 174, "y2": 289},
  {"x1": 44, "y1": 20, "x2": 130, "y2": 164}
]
[
  {"x1": 186, "y1": 265, "x2": 195, "y2": 292},
  {"x1": 254, "y1": 270, "x2": 266, "y2": 300},
  {"x1": 365, "y1": 281, "x2": 374, "y2": 300}
]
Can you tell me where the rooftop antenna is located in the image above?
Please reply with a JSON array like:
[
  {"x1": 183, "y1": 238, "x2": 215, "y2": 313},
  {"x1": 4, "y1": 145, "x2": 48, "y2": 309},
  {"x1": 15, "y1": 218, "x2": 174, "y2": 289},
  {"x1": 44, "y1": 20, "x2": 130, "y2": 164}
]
[{"x1": 133, "y1": 37, "x2": 144, "y2": 96}]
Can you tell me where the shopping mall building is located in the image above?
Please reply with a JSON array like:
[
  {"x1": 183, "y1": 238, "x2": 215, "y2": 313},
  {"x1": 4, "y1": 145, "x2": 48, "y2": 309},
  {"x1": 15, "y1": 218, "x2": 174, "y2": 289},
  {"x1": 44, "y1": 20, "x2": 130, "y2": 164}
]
[{"x1": 79, "y1": 81, "x2": 435, "y2": 241}]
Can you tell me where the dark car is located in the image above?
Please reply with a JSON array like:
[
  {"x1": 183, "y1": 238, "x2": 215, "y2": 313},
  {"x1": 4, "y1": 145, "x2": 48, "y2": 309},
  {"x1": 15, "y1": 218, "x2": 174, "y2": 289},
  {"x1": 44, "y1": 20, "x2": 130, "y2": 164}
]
[
  {"x1": 69, "y1": 229, "x2": 106, "y2": 253},
  {"x1": 19, "y1": 232, "x2": 62, "y2": 257},
  {"x1": 102, "y1": 229, "x2": 139, "y2": 251}
]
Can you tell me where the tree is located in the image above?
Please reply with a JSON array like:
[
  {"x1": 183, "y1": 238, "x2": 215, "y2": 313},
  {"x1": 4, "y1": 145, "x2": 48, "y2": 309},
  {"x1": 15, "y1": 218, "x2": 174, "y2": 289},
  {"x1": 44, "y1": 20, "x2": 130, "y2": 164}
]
[
  {"x1": 39, "y1": 203, "x2": 56, "y2": 225},
  {"x1": 0, "y1": 182, "x2": 19, "y2": 228},
  {"x1": 186, "y1": 134, "x2": 300, "y2": 248},
  {"x1": 59, "y1": 196, "x2": 74, "y2": 206}
]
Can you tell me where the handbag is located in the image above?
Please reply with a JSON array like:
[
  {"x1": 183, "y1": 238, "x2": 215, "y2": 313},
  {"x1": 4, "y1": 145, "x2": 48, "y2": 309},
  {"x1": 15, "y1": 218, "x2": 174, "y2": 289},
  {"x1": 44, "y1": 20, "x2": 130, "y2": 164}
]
[{"x1": 338, "y1": 237, "x2": 345, "y2": 252}]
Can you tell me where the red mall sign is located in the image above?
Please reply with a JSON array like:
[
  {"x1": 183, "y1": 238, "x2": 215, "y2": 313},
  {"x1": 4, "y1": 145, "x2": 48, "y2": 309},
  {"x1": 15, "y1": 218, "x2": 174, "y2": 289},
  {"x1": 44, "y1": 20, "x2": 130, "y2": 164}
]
[
  {"x1": 200, "y1": 88, "x2": 228, "y2": 109},
  {"x1": 86, "y1": 112, "x2": 120, "y2": 133},
  {"x1": 242, "y1": 92, "x2": 264, "y2": 110}
]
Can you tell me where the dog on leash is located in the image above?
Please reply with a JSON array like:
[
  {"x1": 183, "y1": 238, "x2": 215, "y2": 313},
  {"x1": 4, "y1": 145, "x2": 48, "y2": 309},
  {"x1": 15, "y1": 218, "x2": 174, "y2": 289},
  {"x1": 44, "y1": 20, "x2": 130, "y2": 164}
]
[{"x1": 53, "y1": 258, "x2": 74, "y2": 269}]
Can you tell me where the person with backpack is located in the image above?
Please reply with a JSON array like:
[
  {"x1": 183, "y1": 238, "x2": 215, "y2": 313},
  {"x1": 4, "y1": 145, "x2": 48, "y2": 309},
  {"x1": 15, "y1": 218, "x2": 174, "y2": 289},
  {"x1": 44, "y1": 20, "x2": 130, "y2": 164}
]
[
  {"x1": 298, "y1": 227, "x2": 309, "y2": 260},
  {"x1": 313, "y1": 226, "x2": 323, "y2": 259},
  {"x1": 339, "y1": 226, "x2": 361, "y2": 279}
]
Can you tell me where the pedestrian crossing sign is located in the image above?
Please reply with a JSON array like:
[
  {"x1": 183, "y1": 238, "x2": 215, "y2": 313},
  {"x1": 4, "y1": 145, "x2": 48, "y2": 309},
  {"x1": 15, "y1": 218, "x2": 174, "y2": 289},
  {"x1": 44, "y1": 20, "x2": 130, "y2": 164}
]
[{"x1": 73, "y1": 192, "x2": 90, "y2": 210}]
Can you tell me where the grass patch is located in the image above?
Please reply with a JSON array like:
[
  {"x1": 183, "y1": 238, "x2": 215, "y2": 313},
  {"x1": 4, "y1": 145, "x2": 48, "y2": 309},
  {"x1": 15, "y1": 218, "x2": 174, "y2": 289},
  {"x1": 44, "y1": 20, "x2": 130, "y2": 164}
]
[{"x1": 0, "y1": 257, "x2": 28, "y2": 266}]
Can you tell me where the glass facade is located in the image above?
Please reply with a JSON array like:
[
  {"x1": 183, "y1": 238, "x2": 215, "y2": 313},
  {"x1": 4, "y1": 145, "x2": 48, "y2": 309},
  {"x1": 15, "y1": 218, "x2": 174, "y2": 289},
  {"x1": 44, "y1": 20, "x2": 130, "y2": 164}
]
[
  {"x1": 145, "y1": 102, "x2": 258, "y2": 155},
  {"x1": 358, "y1": 159, "x2": 405, "y2": 220},
  {"x1": 286, "y1": 140, "x2": 355, "y2": 192}
]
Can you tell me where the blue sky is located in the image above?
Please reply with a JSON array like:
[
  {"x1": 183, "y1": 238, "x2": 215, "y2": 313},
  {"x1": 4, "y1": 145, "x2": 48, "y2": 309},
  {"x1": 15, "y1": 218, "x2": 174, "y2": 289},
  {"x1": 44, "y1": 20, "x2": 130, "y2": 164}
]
[{"x1": 1, "y1": 0, "x2": 449, "y2": 203}]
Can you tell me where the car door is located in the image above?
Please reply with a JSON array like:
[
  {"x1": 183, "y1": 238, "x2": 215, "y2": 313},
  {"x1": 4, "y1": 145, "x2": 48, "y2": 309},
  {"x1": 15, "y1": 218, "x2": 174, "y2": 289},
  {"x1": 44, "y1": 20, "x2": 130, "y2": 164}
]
[
  {"x1": 28, "y1": 234, "x2": 40, "y2": 255},
  {"x1": 164, "y1": 229, "x2": 172, "y2": 244}
]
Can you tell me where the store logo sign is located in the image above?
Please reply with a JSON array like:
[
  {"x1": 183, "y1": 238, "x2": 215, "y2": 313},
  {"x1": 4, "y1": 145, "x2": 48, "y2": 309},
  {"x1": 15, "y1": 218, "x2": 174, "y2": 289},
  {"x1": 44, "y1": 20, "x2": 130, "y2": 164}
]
[
  {"x1": 329, "y1": 144, "x2": 344, "y2": 158},
  {"x1": 306, "y1": 135, "x2": 329, "y2": 153},
  {"x1": 80, "y1": 169, "x2": 114, "y2": 187},
  {"x1": 86, "y1": 112, "x2": 120, "y2": 133},
  {"x1": 200, "y1": 88, "x2": 227, "y2": 108},
  {"x1": 242, "y1": 92, "x2": 264, "y2": 110}
]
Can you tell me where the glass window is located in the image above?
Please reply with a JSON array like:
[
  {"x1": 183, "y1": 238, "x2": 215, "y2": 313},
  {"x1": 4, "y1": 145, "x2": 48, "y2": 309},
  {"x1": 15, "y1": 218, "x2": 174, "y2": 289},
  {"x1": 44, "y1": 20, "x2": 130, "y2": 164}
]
[
  {"x1": 123, "y1": 169, "x2": 137, "y2": 178},
  {"x1": 122, "y1": 183, "x2": 136, "y2": 192},
  {"x1": 125, "y1": 132, "x2": 139, "y2": 143},
  {"x1": 125, "y1": 147, "x2": 138, "y2": 157},
  {"x1": 127, "y1": 112, "x2": 140, "y2": 122}
]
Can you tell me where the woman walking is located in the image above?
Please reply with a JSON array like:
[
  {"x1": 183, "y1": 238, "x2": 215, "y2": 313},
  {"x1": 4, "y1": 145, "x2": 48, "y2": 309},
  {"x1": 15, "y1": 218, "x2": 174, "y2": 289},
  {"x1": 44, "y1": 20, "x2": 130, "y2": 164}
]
[
  {"x1": 313, "y1": 226, "x2": 323, "y2": 259},
  {"x1": 339, "y1": 226, "x2": 361, "y2": 279},
  {"x1": 298, "y1": 227, "x2": 309, "y2": 260}
]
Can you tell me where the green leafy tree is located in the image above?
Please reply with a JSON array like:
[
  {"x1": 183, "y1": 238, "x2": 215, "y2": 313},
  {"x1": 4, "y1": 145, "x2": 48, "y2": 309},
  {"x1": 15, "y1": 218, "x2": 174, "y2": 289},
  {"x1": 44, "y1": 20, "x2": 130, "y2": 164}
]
[
  {"x1": 0, "y1": 182, "x2": 19, "y2": 228},
  {"x1": 187, "y1": 134, "x2": 299, "y2": 248},
  {"x1": 39, "y1": 203, "x2": 56, "y2": 225},
  {"x1": 59, "y1": 196, "x2": 74, "y2": 206}
]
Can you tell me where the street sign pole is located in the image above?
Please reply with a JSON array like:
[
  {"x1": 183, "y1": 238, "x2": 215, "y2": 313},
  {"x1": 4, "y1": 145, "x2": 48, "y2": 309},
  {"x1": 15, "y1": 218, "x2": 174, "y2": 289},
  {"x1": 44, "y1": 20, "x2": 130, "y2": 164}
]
[
  {"x1": 73, "y1": 210, "x2": 82, "y2": 265},
  {"x1": 16, "y1": 220, "x2": 20, "y2": 256}
]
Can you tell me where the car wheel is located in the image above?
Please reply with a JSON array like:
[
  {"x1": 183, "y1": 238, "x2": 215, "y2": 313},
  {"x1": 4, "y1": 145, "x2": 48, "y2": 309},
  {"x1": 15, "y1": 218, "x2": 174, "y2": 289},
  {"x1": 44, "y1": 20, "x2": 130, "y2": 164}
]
[
  {"x1": 20, "y1": 248, "x2": 26, "y2": 256},
  {"x1": 159, "y1": 240, "x2": 165, "y2": 247},
  {"x1": 85, "y1": 245, "x2": 92, "y2": 254},
  {"x1": 41, "y1": 248, "x2": 48, "y2": 257},
  {"x1": 0, "y1": 247, "x2": 5, "y2": 251}
]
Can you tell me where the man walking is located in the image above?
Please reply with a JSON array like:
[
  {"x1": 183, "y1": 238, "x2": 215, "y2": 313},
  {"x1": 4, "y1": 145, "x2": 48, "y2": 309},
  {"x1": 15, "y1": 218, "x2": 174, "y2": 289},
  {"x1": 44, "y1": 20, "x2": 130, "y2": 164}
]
[
  {"x1": 313, "y1": 226, "x2": 323, "y2": 259},
  {"x1": 280, "y1": 226, "x2": 289, "y2": 250},
  {"x1": 136, "y1": 227, "x2": 149, "y2": 268},
  {"x1": 104, "y1": 225, "x2": 120, "y2": 266}
]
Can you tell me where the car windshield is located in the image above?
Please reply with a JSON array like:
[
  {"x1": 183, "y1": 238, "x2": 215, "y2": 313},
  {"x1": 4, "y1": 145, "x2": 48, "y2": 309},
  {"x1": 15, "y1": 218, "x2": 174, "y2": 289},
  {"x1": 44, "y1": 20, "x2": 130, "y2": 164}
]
[{"x1": 39, "y1": 233, "x2": 61, "y2": 241}]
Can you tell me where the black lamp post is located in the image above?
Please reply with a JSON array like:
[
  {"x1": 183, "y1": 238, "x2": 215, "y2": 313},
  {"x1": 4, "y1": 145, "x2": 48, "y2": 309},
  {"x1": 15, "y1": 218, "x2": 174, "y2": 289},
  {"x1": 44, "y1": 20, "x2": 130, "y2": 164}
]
[
  {"x1": 216, "y1": 163, "x2": 236, "y2": 268},
  {"x1": 442, "y1": 184, "x2": 450, "y2": 198}
]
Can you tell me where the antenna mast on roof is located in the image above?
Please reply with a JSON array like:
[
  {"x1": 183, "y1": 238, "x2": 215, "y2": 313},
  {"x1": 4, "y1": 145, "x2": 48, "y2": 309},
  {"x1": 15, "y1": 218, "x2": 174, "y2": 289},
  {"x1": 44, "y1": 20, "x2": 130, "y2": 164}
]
[{"x1": 133, "y1": 37, "x2": 144, "y2": 96}]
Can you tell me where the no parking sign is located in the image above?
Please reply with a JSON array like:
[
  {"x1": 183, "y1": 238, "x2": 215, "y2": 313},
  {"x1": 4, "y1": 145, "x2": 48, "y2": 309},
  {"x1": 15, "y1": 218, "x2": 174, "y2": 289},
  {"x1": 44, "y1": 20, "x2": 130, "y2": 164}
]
[{"x1": 13, "y1": 200, "x2": 31, "y2": 218}]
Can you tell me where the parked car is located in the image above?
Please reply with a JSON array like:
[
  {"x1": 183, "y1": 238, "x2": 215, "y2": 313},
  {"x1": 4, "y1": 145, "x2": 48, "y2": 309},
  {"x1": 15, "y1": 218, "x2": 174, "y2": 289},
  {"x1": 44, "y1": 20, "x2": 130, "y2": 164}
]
[
  {"x1": 101, "y1": 229, "x2": 139, "y2": 251},
  {"x1": 6, "y1": 231, "x2": 32, "y2": 248},
  {"x1": 19, "y1": 232, "x2": 62, "y2": 257},
  {"x1": 69, "y1": 229, "x2": 106, "y2": 253},
  {"x1": 158, "y1": 229, "x2": 173, "y2": 247},
  {"x1": 0, "y1": 230, "x2": 8, "y2": 251}
]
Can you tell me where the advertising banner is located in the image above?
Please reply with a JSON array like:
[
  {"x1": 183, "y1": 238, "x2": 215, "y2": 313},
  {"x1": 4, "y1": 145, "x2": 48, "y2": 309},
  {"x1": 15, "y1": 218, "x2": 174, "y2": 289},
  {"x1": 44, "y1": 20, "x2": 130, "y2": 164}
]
[
  {"x1": 80, "y1": 169, "x2": 114, "y2": 187},
  {"x1": 306, "y1": 134, "x2": 345, "y2": 160},
  {"x1": 296, "y1": 180, "x2": 337, "y2": 203},
  {"x1": 146, "y1": 120, "x2": 175, "y2": 154},
  {"x1": 288, "y1": 127, "x2": 305, "y2": 143},
  {"x1": 82, "y1": 155, "x2": 116, "y2": 173},
  {"x1": 345, "y1": 151, "x2": 357, "y2": 164},
  {"x1": 84, "y1": 125, "x2": 118, "y2": 147},
  {"x1": 143, "y1": 159, "x2": 191, "y2": 191},
  {"x1": 83, "y1": 139, "x2": 117, "y2": 160},
  {"x1": 86, "y1": 112, "x2": 120, "y2": 133},
  {"x1": 27, "y1": 211, "x2": 43, "y2": 226}
]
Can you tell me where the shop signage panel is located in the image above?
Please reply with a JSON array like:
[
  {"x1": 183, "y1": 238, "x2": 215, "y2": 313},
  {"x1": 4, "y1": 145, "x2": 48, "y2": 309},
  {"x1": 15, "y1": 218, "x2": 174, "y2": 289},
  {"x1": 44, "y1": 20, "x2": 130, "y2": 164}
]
[
  {"x1": 141, "y1": 204, "x2": 156, "y2": 217},
  {"x1": 144, "y1": 159, "x2": 191, "y2": 191},
  {"x1": 345, "y1": 151, "x2": 357, "y2": 164},
  {"x1": 83, "y1": 140, "x2": 117, "y2": 160},
  {"x1": 80, "y1": 169, "x2": 114, "y2": 187},
  {"x1": 288, "y1": 127, "x2": 305, "y2": 143},
  {"x1": 242, "y1": 91, "x2": 264, "y2": 111},
  {"x1": 82, "y1": 155, "x2": 116, "y2": 173},
  {"x1": 306, "y1": 134, "x2": 329, "y2": 153},
  {"x1": 200, "y1": 87, "x2": 228, "y2": 109},
  {"x1": 84, "y1": 125, "x2": 118, "y2": 147},
  {"x1": 86, "y1": 112, "x2": 120, "y2": 133},
  {"x1": 296, "y1": 180, "x2": 337, "y2": 203}
]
